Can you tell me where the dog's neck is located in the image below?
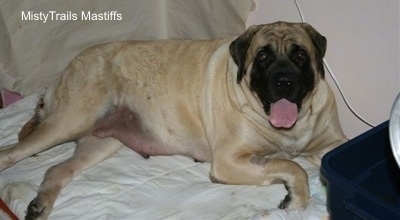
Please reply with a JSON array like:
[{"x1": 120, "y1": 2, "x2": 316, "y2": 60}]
[{"x1": 228, "y1": 58, "x2": 269, "y2": 122}]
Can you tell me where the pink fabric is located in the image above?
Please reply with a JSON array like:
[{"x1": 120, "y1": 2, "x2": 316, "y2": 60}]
[{"x1": 1, "y1": 89, "x2": 22, "y2": 107}]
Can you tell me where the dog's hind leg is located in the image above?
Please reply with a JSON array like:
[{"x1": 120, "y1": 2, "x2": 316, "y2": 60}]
[
  {"x1": 0, "y1": 47, "x2": 117, "y2": 171},
  {"x1": 0, "y1": 93, "x2": 109, "y2": 171},
  {"x1": 25, "y1": 135, "x2": 123, "y2": 220}
]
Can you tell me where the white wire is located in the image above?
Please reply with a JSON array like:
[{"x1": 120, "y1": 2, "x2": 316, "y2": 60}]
[
  {"x1": 323, "y1": 60, "x2": 376, "y2": 127},
  {"x1": 293, "y1": 0, "x2": 375, "y2": 127},
  {"x1": 293, "y1": 0, "x2": 305, "y2": 23}
]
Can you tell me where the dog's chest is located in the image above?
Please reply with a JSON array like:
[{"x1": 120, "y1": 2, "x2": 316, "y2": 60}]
[{"x1": 273, "y1": 131, "x2": 312, "y2": 157}]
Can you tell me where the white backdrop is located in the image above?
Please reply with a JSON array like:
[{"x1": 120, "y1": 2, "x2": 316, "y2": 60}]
[{"x1": 0, "y1": 0, "x2": 253, "y2": 95}]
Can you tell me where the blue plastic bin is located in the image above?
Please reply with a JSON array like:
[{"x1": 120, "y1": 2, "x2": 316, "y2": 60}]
[{"x1": 321, "y1": 121, "x2": 400, "y2": 220}]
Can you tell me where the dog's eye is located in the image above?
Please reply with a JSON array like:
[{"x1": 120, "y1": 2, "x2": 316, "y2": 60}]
[
  {"x1": 296, "y1": 50, "x2": 307, "y2": 61},
  {"x1": 257, "y1": 50, "x2": 272, "y2": 62}
]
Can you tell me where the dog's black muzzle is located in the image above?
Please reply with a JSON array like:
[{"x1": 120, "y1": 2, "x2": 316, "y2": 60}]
[
  {"x1": 250, "y1": 56, "x2": 314, "y2": 116},
  {"x1": 267, "y1": 62, "x2": 302, "y2": 104}
]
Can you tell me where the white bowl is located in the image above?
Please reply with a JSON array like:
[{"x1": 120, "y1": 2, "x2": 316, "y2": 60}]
[{"x1": 389, "y1": 92, "x2": 400, "y2": 168}]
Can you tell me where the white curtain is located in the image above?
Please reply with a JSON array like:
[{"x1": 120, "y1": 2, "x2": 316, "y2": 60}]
[{"x1": 0, "y1": 0, "x2": 254, "y2": 95}]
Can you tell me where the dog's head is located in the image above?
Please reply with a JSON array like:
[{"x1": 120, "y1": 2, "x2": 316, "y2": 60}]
[{"x1": 229, "y1": 21, "x2": 327, "y2": 129}]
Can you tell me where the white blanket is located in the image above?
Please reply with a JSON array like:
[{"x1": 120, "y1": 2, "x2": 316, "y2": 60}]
[{"x1": 0, "y1": 94, "x2": 329, "y2": 219}]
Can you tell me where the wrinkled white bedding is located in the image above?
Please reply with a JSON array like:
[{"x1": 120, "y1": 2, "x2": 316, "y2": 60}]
[{"x1": 0, "y1": 94, "x2": 329, "y2": 219}]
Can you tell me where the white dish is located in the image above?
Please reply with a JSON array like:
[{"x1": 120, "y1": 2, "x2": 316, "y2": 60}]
[{"x1": 389, "y1": 92, "x2": 400, "y2": 168}]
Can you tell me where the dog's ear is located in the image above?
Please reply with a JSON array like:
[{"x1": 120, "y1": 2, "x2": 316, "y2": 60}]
[
  {"x1": 229, "y1": 25, "x2": 261, "y2": 83},
  {"x1": 301, "y1": 23, "x2": 327, "y2": 78}
]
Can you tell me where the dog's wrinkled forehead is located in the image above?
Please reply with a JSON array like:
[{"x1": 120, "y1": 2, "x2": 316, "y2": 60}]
[{"x1": 250, "y1": 22, "x2": 314, "y2": 54}]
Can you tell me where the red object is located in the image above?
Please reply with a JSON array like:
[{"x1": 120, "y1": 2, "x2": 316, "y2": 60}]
[{"x1": 0, "y1": 199, "x2": 18, "y2": 220}]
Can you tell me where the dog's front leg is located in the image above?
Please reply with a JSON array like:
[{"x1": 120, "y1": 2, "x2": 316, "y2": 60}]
[
  {"x1": 25, "y1": 136, "x2": 123, "y2": 220},
  {"x1": 210, "y1": 149, "x2": 309, "y2": 210}
]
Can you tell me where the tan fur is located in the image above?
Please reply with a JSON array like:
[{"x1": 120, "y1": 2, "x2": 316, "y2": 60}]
[{"x1": 0, "y1": 21, "x2": 346, "y2": 220}]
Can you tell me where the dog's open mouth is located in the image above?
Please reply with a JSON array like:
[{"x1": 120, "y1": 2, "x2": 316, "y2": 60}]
[{"x1": 269, "y1": 98, "x2": 298, "y2": 129}]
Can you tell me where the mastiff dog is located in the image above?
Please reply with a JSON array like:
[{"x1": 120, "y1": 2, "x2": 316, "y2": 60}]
[{"x1": 0, "y1": 21, "x2": 347, "y2": 219}]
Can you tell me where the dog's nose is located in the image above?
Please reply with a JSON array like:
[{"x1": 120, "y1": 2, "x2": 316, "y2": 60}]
[{"x1": 275, "y1": 77, "x2": 293, "y2": 91}]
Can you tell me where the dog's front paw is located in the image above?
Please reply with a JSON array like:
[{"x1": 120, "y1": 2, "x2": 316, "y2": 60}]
[
  {"x1": 278, "y1": 183, "x2": 309, "y2": 210},
  {"x1": 278, "y1": 193, "x2": 292, "y2": 209},
  {"x1": 278, "y1": 194, "x2": 308, "y2": 210},
  {"x1": 25, "y1": 198, "x2": 48, "y2": 220}
]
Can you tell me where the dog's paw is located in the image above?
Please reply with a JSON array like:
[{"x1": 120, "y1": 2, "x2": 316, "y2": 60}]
[
  {"x1": 278, "y1": 193, "x2": 292, "y2": 209},
  {"x1": 278, "y1": 192, "x2": 309, "y2": 210},
  {"x1": 278, "y1": 182, "x2": 309, "y2": 210},
  {"x1": 278, "y1": 195, "x2": 308, "y2": 210},
  {"x1": 25, "y1": 198, "x2": 47, "y2": 220}
]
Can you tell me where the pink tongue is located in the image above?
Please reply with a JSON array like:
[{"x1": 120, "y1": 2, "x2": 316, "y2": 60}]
[{"x1": 270, "y1": 98, "x2": 298, "y2": 128}]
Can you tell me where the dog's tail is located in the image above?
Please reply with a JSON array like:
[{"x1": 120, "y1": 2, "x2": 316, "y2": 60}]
[{"x1": 18, "y1": 98, "x2": 45, "y2": 141}]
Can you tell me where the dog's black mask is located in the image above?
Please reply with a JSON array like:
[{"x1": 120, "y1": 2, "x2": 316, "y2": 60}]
[
  {"x1": 229, "y1": 22, "x2": 327, "y2": 128},
  {"x1": 250, "y1": 44, "x2": 315, "y2": 113}
]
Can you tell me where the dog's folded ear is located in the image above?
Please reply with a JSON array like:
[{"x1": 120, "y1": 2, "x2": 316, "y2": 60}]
[
  {"x1": 229, "y1": 25, "x2": 261, "y2": 83},
  {"x1": 301, "y1": 23, "x2": 327, "y2": 77}
]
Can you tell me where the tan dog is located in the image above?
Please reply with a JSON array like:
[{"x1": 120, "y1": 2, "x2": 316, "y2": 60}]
[{"x1": 0, "y1": 21, "x2": 346, "y2": 220}]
